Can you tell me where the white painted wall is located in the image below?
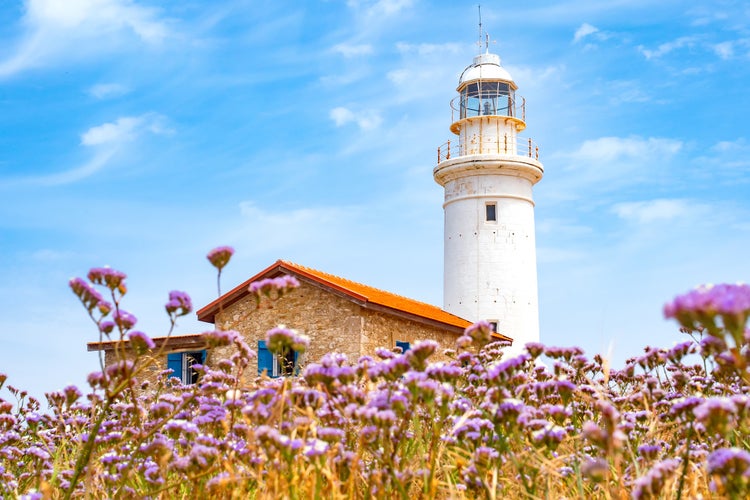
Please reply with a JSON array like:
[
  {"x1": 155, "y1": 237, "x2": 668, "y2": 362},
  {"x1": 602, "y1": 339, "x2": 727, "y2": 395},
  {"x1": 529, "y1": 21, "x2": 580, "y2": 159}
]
[
  {"x1": 442, "y1": 171, "x2": 540, "y2": 352},
  {"x1": 434, "y1": 54, "x2": 544, "y2": 355}
]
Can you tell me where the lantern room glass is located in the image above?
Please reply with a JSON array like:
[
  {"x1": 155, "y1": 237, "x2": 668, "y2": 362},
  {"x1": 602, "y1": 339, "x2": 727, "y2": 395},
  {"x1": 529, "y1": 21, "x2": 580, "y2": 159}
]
[{"x1": 460, "y1": 82, "x2": 514, "y2": 119}]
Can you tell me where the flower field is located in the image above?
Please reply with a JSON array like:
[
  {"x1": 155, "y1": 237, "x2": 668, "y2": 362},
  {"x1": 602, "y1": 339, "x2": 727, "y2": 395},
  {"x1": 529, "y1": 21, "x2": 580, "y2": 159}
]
[{"x1": 1, "y1": 249, "x2": 749, "y2": 498}]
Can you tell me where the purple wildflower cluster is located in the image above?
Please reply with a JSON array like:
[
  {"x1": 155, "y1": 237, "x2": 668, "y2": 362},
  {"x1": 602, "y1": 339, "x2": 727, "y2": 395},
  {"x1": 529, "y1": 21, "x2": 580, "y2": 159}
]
[
  {"x1": 265, "y1": 325, "x2": 310, "y2": 354},
  {"x1": 3, "y1": 257, "x2": 750, "y2": 497},
  {"x1": 248, "y1": 275, "x2": 300, "y2": 300},
  {"x1": 664, "y1": 283, "x2": 750, "y2": 337},
  {"x1": 206, "y1": 246, "x2": 234, "y2": 271}
]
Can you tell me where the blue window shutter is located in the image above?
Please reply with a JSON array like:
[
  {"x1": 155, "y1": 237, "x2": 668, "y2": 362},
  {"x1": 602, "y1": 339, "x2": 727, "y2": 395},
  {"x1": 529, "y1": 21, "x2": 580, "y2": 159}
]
[
  {"x1": 258, "y1": 341, "x2": 275, "y2": 377},
  {"x1": 197, "y1": 350, "x2": 206, "y2": 365},
  {"x1": 396, "y1": 341, "x2": 411, "y2": 353},
  {"x1": 167, "y1": 353, "x2": 183, "y2": 381}
]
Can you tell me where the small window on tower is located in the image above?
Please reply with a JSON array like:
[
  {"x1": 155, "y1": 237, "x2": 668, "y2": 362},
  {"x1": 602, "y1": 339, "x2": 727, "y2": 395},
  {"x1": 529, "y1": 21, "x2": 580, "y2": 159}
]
[
  {"x1": 488, "y1": 321, "x2": 498, "y2": 333},
  {"x1": 486, "y1": 203, "x2": 497, "y2": 222}
]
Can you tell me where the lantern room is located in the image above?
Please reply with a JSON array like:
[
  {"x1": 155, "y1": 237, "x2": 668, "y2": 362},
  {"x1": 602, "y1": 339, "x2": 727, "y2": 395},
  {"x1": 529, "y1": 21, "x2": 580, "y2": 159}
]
[{"x1": 449, "y1": 52, "x2": 526, "y2": 134}]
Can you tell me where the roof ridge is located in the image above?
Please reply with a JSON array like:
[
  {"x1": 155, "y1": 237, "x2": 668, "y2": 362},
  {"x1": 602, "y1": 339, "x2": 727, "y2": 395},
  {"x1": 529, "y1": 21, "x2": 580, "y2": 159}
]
[{"x1": 279, "y1": 259, "x2": 463, "y2": 319}]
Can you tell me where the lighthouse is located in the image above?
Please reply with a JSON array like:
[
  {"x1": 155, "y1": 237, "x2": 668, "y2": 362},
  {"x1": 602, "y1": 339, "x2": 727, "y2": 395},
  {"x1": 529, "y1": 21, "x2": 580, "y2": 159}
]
[{"x1": 434, "y1": 38, "x2": 544, "y2": 352}]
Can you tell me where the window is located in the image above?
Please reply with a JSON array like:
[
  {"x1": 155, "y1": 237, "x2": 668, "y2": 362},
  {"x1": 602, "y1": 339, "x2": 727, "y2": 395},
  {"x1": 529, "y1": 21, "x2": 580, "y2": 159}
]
[
  {"x1": 488, "y1": 321, "x2": 498, "y2": 333},
  {"x1": 167, "y1": 350, "x2": 206, "y2": 385},
  {"x1": 460, "y1": 82, "x2": 514, "y2": 118},
  {"x1": 396, "y1": 341, "x2": 411, "y2": 353},
  {"x1": 486, "y1": 203, "x2": 497, "y2": 222},
  {"x1": 258, "y1": 340, "x2": 299, "y2": 377}
]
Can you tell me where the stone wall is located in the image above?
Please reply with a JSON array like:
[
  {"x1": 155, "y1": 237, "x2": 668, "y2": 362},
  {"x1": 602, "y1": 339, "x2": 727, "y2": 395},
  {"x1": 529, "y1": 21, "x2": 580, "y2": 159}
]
[
  {"x1": 100, "y1": 349, "x2": 173, "y2": 390},
  {"x1": 212, "y1": 280, "x2": 364, "y2": 381},
  {"x1": 209, "y1": 279, "x2": 462, "y2": 378},
  {"x1": 361, "y1": 309, "x2": 459, "y2": 361}
]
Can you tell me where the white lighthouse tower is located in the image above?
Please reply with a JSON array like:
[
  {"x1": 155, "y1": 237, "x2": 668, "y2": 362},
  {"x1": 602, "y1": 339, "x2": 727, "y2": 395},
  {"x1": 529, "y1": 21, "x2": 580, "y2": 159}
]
[{"x1": 434, "y1": 35, "x2": 544, "y2": 352}]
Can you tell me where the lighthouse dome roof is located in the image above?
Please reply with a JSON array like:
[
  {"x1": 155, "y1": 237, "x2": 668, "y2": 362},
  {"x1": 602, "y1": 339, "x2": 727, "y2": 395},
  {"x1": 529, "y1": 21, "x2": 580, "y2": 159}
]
[{"x1": 458, "y1": 53, "x2": 515, "y2": 87}]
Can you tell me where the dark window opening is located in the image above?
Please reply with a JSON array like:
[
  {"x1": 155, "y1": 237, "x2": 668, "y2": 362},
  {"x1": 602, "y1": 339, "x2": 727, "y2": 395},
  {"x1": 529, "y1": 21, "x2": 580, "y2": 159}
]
[
  {"x1": 489, "y1": 321, "x2": 498, "y2": 333},
  {"x1": 280, "y1": 348, "x2": 296, "y2": 376},
  {"x1": 258, "y1": 340, "x2": 299, "y2": 377},
  {"x1": 486, "y1": 204, "x2": 497, "y2": 222},
  {"x1": 396, "y1": 341, "x2": 411, "y2": 353},
  {"x1": 166, "y1": 350, "x2": 205, "y2": 385}
]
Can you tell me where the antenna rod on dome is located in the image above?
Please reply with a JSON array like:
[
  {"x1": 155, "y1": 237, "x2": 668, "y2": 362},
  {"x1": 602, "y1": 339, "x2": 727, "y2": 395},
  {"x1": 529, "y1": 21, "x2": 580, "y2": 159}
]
[{"x1": 477, "y1": 5, "x2": 483, "y2": 53}]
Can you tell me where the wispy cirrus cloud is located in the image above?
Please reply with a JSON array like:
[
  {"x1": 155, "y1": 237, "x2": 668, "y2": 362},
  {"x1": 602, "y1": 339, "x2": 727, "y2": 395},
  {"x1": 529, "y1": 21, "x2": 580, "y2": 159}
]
[
  {"x1": 329, "y1": 106, "x2": 382, "y2": 130},
  {"x1": 332, "y1": 43, "x2": 373, "y2": 58},
  {"x1": 638, "y1": 36, "x2": 699, "y2": 60},
  {"x1": 0, "y1": 113, "x2": 171, "y2": 187},
  {"x1": 88, "y1": 82, "x2": 130, "y2": 99},
  {"x1": 346, "y1": 0, "x2": 415, "y2": 17},
  {"x1": 0, "y1": 0, "x2": 169, "y2": 79},
  {"x1": 545, "y1": 136, "x2": 683, "y2": 202},
  {"x1": 612, "y1": 198, "x2": 707, "y2": 224}
]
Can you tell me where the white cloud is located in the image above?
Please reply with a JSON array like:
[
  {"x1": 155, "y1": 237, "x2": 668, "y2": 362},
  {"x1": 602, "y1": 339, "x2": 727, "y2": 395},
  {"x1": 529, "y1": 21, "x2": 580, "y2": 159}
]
[
  {"x1": 332, "y1": 43, "x2": 373, "y2": 58},
  {"x1": 80, "y1": 113, "x2": 171, "y2": 147},
  {"x1": 638, "y1": 36, "x2": 698, "y2": 60},
  {"x1": 570, "y1": 136, "x2": 682, "y2": 164},
  {"x1": 88, "y1": 82, "x2": 129, "y2": 99},
  {"x1": 612, "y1": 199, "x2": 704, "y2": 224},
  {"x1": 81, "y1": 117, "x2": 142, "y2": 146},
  {"x1": 329, "y1": 106, "x2": 382, "y2": 130},
  {"x1": 0, "y1": 113, "x2": 171, "y2": 187},
  {"x1": 347, "y1": 0, "x2": 414, "y2": 17},
  {"x1": 38, "y1": 151, "x2": 116, "y2": 185},
  {"x1": 0, "y1": 0, "x2": 169, "y2": 78},
  {"x1": 394, "y1": 42, "x2": 463, "y2": 56},
  {"x1": 26, "y1": 0, "x2": 167, "y2": 42},
  {"x1": 546, "y1": 136, "x2": 684, "y2": 201},
  {"x1": 712, "y1": 138, "x2": 748, "y2": 153},
  {"x1": 330, "y1": 107, "x2": 354, "y2": 126},
  {"x1": 712, "y1": 41, "x2": 734, "y2": 60},
  {"x1": 573, "y1": 23, "x2": 599, "y2": 43}
]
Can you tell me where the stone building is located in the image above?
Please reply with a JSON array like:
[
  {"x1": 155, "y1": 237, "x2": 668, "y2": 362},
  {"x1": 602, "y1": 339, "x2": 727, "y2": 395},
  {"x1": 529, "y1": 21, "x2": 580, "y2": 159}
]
[
  {"x1": 88, "y1": 260, "x2": 510, "y2": 383},
  {"x1": 197, "y1": 260, "x2": 509, "y2": 378}
]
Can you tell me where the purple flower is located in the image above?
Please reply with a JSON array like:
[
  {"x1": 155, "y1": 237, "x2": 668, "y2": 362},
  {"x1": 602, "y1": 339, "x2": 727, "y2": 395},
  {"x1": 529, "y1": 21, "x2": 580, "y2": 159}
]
[
  {"x1": 525, "y1": 342, "x2": 545, "y2": 358},
  {"x1": 266, "y1": 325, "x2": 309, "y2": 354},
  {"x1": 486, "y1": 354, "x2": 530, "y2": 383},
  {"x1": 317, "y1": 427, "x2": 345, "y2": 443},
  {"x1": 99, "y1": 321, "x2": 115, "y2": 334},
  {"x1": 665, "y1": 283, "x2": 750, "y2": 334},
  {"x1": 581, "y1": 457, "x2": 609, "y2": 482},
  {"x1": 202, "y1": 329, "x2": 239, "y2": 347},
  {"x1": 304, "y1": 439, "x2": 329, "y2": 458},
  {"x1": 669, "y1": 396, "x2": 703, "y2": 419},
  {"x1": 637, "y1": 443, "x2": 663, "y2": 460},
  {"x1": 128, "y1": 331, "x2": 155, "y2": 353},
  {"x1": 87, "y1": 267, "x2": 127, "y2": 291},
  {"x1": 69, "y1": 277, "x2": 107, "y2": 313},
  {"x1": 532, "y1": 424, "x2": 567, "y2": 449},
  {"x1": 206, "y1": 246, "x2": 234, "y2": 271},
  {"x1": 165, "y1": 290, "x2": 192, "y2": 316},
  {"x1": 464, "y1": 320, "x2": 493, "y2": 344},
  {"x1": 631, "y1": 458, "x2": 681, "y2": 500},
  {"x1": 693, "y1": 397, "x2": 737, "y2": 432},
  {"x1": 248, "y1": 275, "x2": 300, "y2": 297},
  {"x1": 707, "y1": 447, "x2": 750, "y2": 475},
  {"x1": 112, "y1": 309, "x2": 137, "y2": 330}
]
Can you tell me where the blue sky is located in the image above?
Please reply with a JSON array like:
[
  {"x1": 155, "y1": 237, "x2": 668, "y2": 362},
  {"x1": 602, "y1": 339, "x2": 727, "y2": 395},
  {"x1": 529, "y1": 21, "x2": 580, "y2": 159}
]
[{"x1": 1, "y1": 0, "x2": 749, "y2": 400}]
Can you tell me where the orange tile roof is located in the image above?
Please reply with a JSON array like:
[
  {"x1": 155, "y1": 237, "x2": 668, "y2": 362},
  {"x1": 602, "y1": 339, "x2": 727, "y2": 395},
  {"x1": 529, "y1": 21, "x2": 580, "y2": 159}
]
[
  {"x1": 280, "y1": 260, "x2": 472, "y2": 329},
  {"x1": 196, "y1": 260, "x2": 511, "y2": 341}
]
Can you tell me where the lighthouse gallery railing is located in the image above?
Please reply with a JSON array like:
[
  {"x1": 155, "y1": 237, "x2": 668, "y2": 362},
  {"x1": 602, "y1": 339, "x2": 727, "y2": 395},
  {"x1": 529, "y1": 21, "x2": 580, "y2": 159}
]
[{"x1": 437, "y1": 136, "x2": 541, "y2": 164}]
